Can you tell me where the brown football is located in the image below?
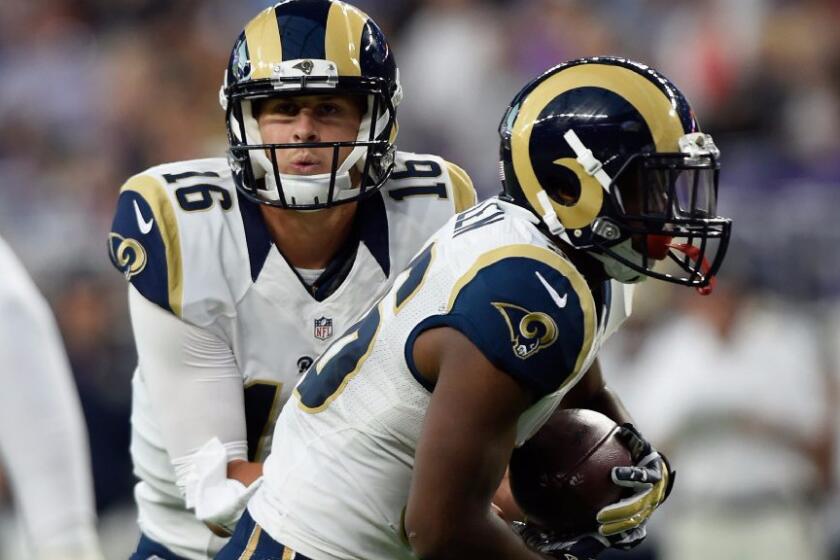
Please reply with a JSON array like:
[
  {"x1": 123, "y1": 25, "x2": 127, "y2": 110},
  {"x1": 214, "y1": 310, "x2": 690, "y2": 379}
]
[{"x1": 509, "y1": 408, "x2": 633, "y2": 536}]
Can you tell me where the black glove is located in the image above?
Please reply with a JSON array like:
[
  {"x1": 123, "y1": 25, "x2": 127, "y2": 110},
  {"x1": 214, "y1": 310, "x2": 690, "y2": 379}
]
[{"x1": 513, "y1": 521, "x2": 646, "y2": 559}]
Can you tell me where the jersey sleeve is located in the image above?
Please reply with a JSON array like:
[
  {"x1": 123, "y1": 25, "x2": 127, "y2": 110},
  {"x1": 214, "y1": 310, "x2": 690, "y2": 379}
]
[
  {"x1": 108, "y1": 173, "x2": 183, "y2": 316},
  {"x1": 423, "y1": 245, "x2": 596, "y2": 398},
  {"x1": 444, "y1": 160, "x2": 477, "y2": 213},
  {"x1": 129, "y1": 286, "x2": 247, "y2": 462}
]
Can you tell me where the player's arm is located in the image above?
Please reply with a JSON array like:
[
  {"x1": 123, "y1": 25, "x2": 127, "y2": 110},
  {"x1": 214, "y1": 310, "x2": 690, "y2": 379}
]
[
  {"x1": 560, "y1": 358, "x2": 633, "y2": 424},
  {"x1": 493, "y1": 358, "x2": 634, "y2": 524},
  {"x1": 404, "y1": 327, "x2": 551, "y2": 560},
  {"x1": 560, "y1": 358, "x2": 673, "y2": 543},
  {"x1": 128, "y1": 286, "x2": 261, "y2": 532}
]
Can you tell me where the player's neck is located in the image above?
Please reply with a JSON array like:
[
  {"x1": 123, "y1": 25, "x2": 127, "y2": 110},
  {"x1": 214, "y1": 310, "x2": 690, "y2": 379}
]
[
  {"x1": 260, "y1": 203, "x2": 359, "y2": 269},
  {"x1": 556, "y1": 239, "x2": 609, "y2": 287}
]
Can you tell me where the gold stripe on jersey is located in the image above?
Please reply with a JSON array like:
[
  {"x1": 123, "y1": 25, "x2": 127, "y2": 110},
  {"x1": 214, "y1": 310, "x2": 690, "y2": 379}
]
[
  {"x1": 511, "y1": 63, "x2": 687, "y2": 229},
  {"x1": 282, "y1": 547, "x2": 297, "y2": 560},
  {"x1": 325, "y1": 1, "x2": 368, "y2": 77},
  {"x1": 237, "y1": 524, "x2": 262, "y2": 560},
  {"x1": 445, "y1": 161, "x2": 477, "y2": 213},
  {"x1": 121, "y1": 174, "x2": 184, "y2": 317},
  {"x1": 447, "y1": 244, "x2": 596, "y2": 377},
  {"x1": 245, "y1": 7, "x2": 283, "y2": 80}
]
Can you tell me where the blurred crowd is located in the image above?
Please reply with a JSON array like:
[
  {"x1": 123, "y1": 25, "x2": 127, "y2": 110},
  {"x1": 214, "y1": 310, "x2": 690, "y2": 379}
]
[{"x1": 0, "y1": 0, "x2": 838, "y2": 558}]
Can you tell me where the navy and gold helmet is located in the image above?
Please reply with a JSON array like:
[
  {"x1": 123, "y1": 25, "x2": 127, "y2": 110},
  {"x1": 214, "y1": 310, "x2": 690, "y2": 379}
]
[
  {"x1": 221, "y1": 0, "x2": 401, "y2": 210},
  {"x1": 499, "y1": 57, "x2": 731, "y2": 290}
]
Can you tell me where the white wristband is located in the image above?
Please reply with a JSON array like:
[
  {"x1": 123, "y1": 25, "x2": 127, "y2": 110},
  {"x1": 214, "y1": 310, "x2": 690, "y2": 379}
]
[{"x1": 174, "y1": 437, "x2": 263, "y2": 530}]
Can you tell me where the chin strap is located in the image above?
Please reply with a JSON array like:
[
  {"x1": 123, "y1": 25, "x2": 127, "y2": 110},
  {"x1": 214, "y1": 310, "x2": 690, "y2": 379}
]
[
  {"x1": 262, "y1": 170, "x2": 356, "y2": 206},
  {"x1": 536, "y1": 190, "x2": 565, "y2": 235}
]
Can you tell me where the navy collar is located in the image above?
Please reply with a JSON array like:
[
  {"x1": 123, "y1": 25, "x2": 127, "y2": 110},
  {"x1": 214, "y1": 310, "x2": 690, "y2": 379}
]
[
  {"x1": 355, "y1": 191, "x2": 390, "y2": 278},
  {"x1": 237, "y1": 189, "x2": 273, "y2": 282},
  {"x1": 237, "y1": 190, "x2": 390, "y2": 293}
]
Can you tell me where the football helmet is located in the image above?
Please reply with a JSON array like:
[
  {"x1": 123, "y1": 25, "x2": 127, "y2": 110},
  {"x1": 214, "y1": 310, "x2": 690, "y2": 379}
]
[
  {"x1": 499, "y1": 57, "x2": 731, "y2": 290},
  {"x1": 221, "y1": 0, "x2": 402, "y2": 210}
]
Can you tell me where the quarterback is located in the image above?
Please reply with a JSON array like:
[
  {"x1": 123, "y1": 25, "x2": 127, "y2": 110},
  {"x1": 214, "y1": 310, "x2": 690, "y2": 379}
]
[
  {"x1": 217, "y1": 57, "x2": 732, "y2": 560},
  {"x1": 108, "y1": 1, "x2": 475, "y2": 559}
]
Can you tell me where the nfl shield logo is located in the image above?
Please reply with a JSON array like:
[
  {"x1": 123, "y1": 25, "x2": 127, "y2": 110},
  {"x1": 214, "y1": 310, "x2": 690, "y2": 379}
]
[{"x1": 313, "y1": 317, "x2": 333, "y2": 341}]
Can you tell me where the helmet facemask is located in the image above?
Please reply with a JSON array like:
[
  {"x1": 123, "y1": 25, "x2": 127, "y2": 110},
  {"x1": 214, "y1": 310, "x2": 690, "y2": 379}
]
[{"x1": 591, "y1": 136, "x2": 731, "y2": 289}]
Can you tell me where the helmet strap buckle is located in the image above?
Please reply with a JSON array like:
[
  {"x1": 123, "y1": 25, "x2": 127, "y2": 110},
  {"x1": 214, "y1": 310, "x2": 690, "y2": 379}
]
[
  {"x1": 536, "y1": 191, "x2": 564, "y2": 235},
  {"x1": 563, "y1": 129, "x2": 613, "y2": 190}
]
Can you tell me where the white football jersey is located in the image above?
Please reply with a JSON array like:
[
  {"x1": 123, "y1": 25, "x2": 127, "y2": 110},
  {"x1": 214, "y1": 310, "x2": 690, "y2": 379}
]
[
  {"x1": 249, "y1": 198, "x2": 633, "y2": 560},
  {"x1": 108, "y1": 152, "x2": 475, "y2": 559}
]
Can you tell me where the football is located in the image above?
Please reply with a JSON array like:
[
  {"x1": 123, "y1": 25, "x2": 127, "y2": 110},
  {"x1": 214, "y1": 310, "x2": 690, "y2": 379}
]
[{"x1": 509, "y1": 408, "x2": 633, "y2": 536}]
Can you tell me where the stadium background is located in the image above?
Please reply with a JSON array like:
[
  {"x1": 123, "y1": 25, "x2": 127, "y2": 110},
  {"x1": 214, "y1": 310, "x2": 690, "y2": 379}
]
[{"x1": 0, "y1": 0, "x2": 838, "y2": 558}]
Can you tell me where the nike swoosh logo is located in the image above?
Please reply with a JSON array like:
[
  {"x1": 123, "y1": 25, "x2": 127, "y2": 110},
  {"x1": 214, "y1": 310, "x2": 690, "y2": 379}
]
[
  {"x1": 536, "y1": 271, "x2": 567, "y2": 309},
  {"x1": 133, "y1": 200, "x2": 154, "y2": 235}
]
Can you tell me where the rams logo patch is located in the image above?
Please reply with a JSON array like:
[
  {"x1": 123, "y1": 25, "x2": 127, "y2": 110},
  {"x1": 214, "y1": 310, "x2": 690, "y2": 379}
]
[
  {"x1": 492, "y1": 302, "x2": 558, "y2": 359},
  {"x1": 292, "y1": 59, "x2": 315, "y2": 75},
  {"x1": 109, "y1": 232, "x2": 147, "y2": 280}
]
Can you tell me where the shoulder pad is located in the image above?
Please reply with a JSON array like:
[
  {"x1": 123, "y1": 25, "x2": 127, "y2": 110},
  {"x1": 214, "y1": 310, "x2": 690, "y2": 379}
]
[
  {"x1": 445, "y1": 244, "x2": 596, "y2": 397},
  {"x1": 108, "y1": 173, "x2": 183, "y2": 316},
  {"x1": 443, "y1": 160, "x2": 477, "y2": 213}
]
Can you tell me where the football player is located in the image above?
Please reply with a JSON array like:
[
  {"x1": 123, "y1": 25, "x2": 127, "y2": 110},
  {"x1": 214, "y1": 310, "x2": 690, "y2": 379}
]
[
  {"x1": 215, "y1": 57, "x2": 732, "y2": 560},
  {"x1": 0, "y1": 236, "x2": 104, "y2": 560},
  {"x1": 107, "y1": 2, "x2": 475, "y2": 559}
]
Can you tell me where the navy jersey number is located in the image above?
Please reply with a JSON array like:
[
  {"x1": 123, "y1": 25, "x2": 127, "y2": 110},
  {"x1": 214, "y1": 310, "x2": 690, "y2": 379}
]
[
  {"x1": 162, "y1": 171, "x2": 232, "y2": 213},
  {"x1": 175, "y1": 184, "x2": 233, "y2": 212},
  {"x1": 244, "y1": 381, "x2": 282, "y2": 461},
  {"x1": 295, "y1": 305, "x2": 382, "y2": 413},
  {"x1": 295, "y1": 243, "x2": 436, "y2": 412},
  {"x1": 394, "y1": 243, "x2": 435, "y2": 313},
  {"x1": 388, "y1": 160, "x2": 448, "y2": 201}
]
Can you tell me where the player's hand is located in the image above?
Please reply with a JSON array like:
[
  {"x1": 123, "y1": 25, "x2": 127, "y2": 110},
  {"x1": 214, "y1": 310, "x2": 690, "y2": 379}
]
[
  {"x1": 513, "y1": 521, "x2": 644, "y2": 559},
  {"x1": 179, "y1": 438, "x2": 263, "y2": 534},
  {"x1": 596, "y1": 423, "x2": 674, "y2": 537}
]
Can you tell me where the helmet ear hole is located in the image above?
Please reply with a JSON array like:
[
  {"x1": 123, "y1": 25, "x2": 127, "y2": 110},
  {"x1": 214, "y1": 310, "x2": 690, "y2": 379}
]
[{"x1": 544, "y1": 172, "x2": 581, "y2": 208}]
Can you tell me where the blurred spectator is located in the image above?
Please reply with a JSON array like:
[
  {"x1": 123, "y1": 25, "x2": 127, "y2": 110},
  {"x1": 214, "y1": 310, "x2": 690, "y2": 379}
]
[
  {"x1": 602, "y1": 282, "x2": 836, "y2": 560},
  {"x1": 51, "y1": 270, "x2": 136, "y2": 513},
  {"x1": 396, "y1": 0, "x2": 520, "y2": 195}
]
